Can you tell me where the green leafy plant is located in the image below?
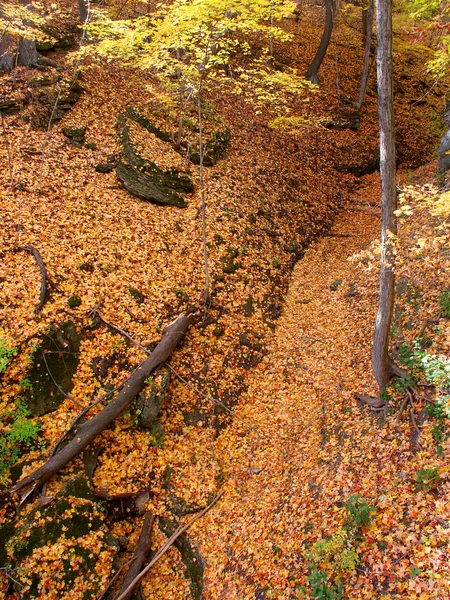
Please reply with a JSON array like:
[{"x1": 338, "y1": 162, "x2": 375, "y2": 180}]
[
  {"x1": 415, "y1": 467, "x2": 441, "y2": 491},
  {"x1": 304, "y1": 561, "x2": 343, "y2": 600},
  {"x1": 0, "y1": 400, "x2": 41, "y2": 483},
  {"x1": 312, "y1": 530, "x2": 359, "y2": 574},
  {"x1": 0, "y1": 338, "x2": 17, "y2": 375},
  {"x1": 344, "y1": 494, "x2": 376, "y2": 537}
]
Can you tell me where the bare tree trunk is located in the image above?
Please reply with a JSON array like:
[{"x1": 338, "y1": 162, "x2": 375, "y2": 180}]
[
  {"x1": 78, "y1": 0, "x2": 88, "y2": 23},
  {"x1": 197, "y1": 82, "x2": 210, "y2": 304},
  {"x1": 362, "y1": 5, "x2": 368, "y2": 45},
  {"x1": 357, "y1": 0, "x2": 374, "y2": 108},
  {"x1": 372, "y1": 0, "x2": 397, "y2": 394},
  {"x1": 305, "y1": 0, "x2": 335, "y2": 84}
]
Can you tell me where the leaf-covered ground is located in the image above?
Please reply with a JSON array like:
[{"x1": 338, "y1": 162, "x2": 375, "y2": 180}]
[{"x1": 0, "y1": 3, "x2": 449, "y2": 598}]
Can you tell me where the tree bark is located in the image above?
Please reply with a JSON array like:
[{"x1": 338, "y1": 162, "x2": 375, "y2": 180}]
[
  {"x1": 372, "y1": 0, "x2": 397, "y2": 394},
  {"x1": 357, "y1": 0, "x2": 374, "y2": 108},
  {"x1": 8, "y1": 313, "x2": 193, "y2": 501},
  {"x1": 305, "y1": 0, "x2": 335, "y2": 84},
  {"x1": 118, "y1": 512, "x2": 155, "y2": 600},
  {"x1": 78, "y1": 0, "x2": 88, "y2": 23}
]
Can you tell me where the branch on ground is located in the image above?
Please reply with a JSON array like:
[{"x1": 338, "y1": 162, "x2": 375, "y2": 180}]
[{"x1": 6, "y1": 312, "x2": 194, "y2": 503}]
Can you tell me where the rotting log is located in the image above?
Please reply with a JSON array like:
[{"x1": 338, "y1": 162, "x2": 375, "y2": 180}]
[{"x1": 7, "y1": 313, "x2": 193, "y2": 502}]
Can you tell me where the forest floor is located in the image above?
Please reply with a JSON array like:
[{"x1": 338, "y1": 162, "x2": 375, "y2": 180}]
[
  {"x1": 140, "y1": 169, "x2": 450, "y2": 600},
  {"x1": 0, "y1": 4, "x2": 449, "y2": 599}
]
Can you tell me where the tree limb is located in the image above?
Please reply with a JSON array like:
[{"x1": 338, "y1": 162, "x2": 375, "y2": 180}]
[
  {"x1": 7, "y1": 313, "x2": 193, "y2": 502},
  {"x1": 117, "y1": 512, "x2": 155, "y2": 600}
]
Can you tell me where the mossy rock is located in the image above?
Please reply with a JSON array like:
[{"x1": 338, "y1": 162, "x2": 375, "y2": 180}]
[
  {"x1": 63, "y1": 125, "x2": 85, "y2": 139},
  {"x1": 117, "y1": 114, "x2": 193, "y2": 207},
  {"x1": 136, "y1": 371, "x2": 171, "y2": 428},
  {"x1": 126, "y1": 106, "x2": 171, "y2": 142},
  {"x1": 4, "y1": 476, "x2": 118, "y2": 599},
  {"x1": 129, "y1": 287, "x2": 145, "y2": 304},
  {"x1": 23, "y1": 321, "x2": 80, "y2": 416},
  {"x1": 95, "y1": 162, "x2": 114, "y2": 173}
]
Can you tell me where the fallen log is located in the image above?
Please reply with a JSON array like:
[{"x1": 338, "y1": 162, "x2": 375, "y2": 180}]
[
  {"x1": 117, "y1": 511, "x2": 155, "y2": 600},
  {"x1": 8, "y1": 313, "x2": 193, "y2": 502}
]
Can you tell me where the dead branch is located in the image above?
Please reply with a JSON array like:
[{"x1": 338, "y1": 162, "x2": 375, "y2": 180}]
[
  {"x1": 7, "y1": 313, "x2": 193, "y2": 502},
  {"x1": 118, "y1": 512, "x2": 155, "y2": 600},
  {"x1": 19, "y1": 244, "x2": 51, "y2": 313},
  {"x1": 93, "y1": 309, "x2": 149, "y2": 354},
  {"x1": 113, "y1": 491, "x2": 224, "y2": 600}
]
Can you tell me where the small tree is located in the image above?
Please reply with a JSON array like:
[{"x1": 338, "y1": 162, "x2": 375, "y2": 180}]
[
  {"x1": 86, "y1": 0, "x2": 308, "y2": 302},
  {"x1": 305, "y1": 0, "x2": 336, "y2": 84},
  {"x1": 360, "y1": 0, "x2": 398, "y2": 408}
]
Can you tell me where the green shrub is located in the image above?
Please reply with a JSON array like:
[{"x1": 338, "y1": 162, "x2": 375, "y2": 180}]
[
  {"x1": 344, "y1": 494, "x2": 376, "y2": 537},
  {"x1": 0, "y1": 400, "x2": 41, "y2": 483},
  {"x1": 439, "y1": 289, "x2": 450, "y2": 317},
  {"x1": 0, "y1": 339, "x2": 17, "y2": 375},
  {"x1": 304, "y1": 562, "x2": 343, "y2": 600},
  {"x1": 415, "y1": 467, "x2": 441, "y2": 491}
]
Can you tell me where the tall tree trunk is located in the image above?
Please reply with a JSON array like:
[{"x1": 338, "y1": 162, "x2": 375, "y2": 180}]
[
  {"x1": 357, "y1": 0, "x2": 374, "y2": 108},
  {"x1": 305, "y1": 0, "x2": 335, "y2": 84},
  {"x1": 78, "y1": 0, "x2": 88, "y2": 23},
  {"x1": 372, "y1": 0, "x2": 397, "y2": 394}
]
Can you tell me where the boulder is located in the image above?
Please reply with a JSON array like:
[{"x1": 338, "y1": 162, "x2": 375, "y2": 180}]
[
  {"x1": 117, "y1": 113, "x2": 193, "y2": 207},
  {"x1": 1, "y1": 477, "x2": 118, "y2": 599},
  {"x1": 23, "y1": 321, "x2": 81, "y2": 416},
  {"x1": 437, "y1": 129, "x2": 450, "y2": 170}
]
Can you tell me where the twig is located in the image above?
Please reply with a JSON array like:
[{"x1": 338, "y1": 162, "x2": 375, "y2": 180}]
[
  {"x1": 395, "y1": 394, "x2": 410, "y2": 425},
  {"x1": 93, "y1": 309, "x2": 149, "y2": 354},
  {"x1": 38, "y1": 85, "x2": 62, "y2": 195},
  {"x1": 113, "y1": 492, "x2": 224, "y2": 600}
]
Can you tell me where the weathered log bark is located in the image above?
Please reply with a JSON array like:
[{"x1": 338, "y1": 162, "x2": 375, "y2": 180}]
[
  {"x1": 8, "y1": 313, "x2": 193, "y2": 501},
  {"x1": 305, "y1": 0, "x2": 335, "y2": 84},
  {"x1": 372, "y1": 0, "x2": 397, "y2": 394},
  {"x1": 357, "y1": 0, "x2": 374, "y2": 108},
  {"x1": 118, "y1": 512, "x2": 155, "y2": 600}
]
